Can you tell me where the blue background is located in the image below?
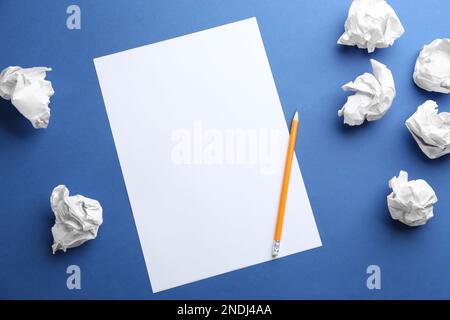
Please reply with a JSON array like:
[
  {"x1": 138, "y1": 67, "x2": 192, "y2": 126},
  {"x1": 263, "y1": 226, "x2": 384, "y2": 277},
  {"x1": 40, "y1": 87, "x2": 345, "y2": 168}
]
[{"x1": 0, "y1": 0, "x2": 449, "y2": 299}]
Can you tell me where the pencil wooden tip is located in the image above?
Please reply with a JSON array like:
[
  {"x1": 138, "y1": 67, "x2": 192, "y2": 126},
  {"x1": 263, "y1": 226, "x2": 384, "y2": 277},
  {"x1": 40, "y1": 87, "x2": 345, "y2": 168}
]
[{"x1": 293, "y1": 111, "x2": 298, "y2": 120}]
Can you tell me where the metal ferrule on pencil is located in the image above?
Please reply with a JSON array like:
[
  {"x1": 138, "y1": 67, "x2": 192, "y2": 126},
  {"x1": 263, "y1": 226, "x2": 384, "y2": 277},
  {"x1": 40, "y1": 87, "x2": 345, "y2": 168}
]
[{"x1": 272, "y1": 240, "x2": 280, "y2": 257}]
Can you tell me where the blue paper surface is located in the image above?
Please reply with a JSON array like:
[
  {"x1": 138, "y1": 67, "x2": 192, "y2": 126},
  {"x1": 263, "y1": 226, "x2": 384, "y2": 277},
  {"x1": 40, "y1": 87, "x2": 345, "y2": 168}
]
[{"x1": 0, "y1": 0, "x2": 449, "y2": 299}]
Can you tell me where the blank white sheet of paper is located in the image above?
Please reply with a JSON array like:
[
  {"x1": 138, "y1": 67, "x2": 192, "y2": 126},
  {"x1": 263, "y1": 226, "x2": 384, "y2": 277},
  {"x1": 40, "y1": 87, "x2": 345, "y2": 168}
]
[{"x1": 94, "y1": 17, "x2": 321, "y2": 293}]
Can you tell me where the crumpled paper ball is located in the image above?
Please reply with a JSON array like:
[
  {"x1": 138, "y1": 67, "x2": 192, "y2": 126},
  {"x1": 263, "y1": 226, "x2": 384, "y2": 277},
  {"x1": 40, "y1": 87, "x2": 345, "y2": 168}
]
[
  {"x1": 413, "y1": 38, "x2": 450, "y2": 94},
  {"x1": 406, "y1": 100, "x2": 450, "y2": 159},
  {"x1": 338, "y1": 59, "x2": 396, "y2": 126},
  {"x1": 50, "y1": 185, "x2": 103, "y2": 254},
  {"x1": 338, "y1": 0, "x2": 404, "y2": 53},
  {"x1": 0, "y1": 66, "x2": 54, "y2": 128},
  {"x1": 387, "y1": 171, "x2": 437, "y2": 227}
]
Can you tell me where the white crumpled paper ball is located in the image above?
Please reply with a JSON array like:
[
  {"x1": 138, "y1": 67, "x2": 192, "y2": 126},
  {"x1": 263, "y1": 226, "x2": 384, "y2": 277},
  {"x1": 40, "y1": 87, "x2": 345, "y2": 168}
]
[
  {"x1": 338, "y1": 0, "x2": 404, "y2": 53},
  {"x1": 413, "y1": 39, "x2": 450, "y2": 94},
  {"x1": 406, "y1": 100, "x2": 450, "y2": 159},
  {"x1": 0, "y1": 66, "x2": 54, "y2": 128},
  {"x1": 387, "y1": 171, "x2": 437, "y2": 227},
  {"x1": 50, "y1": 185, "x2": 103, "y2": 254},
  {"x1": 338, "y1": 59, "x2": 396, "y2": 126}
]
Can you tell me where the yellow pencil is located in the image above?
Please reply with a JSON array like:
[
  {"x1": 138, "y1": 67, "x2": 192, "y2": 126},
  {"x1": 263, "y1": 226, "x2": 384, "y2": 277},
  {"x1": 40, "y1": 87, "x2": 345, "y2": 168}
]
[{"x1": 273, "y1": 111, "x2": 299, "y2": 257}]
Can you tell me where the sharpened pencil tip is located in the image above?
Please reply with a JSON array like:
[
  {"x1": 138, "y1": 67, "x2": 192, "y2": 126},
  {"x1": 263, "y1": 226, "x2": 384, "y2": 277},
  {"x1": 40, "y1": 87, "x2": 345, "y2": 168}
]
[{"x1": 293, "y1": 111, "x2": 298, "y2": 120}]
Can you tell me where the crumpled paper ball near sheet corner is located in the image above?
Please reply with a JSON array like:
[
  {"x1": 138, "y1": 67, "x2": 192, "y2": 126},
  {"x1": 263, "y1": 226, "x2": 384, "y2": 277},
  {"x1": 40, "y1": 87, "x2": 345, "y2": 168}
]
[
  {"x1": 0, "y1": 66, "x2": 54, "y2": 129},
  {"x1": 387, "y1": 171, "x2": 437, "y2": 227},
  {"x1": 338, "y1": 0, "x2": 404, "y2": 53},
  {"x1": 50, "y1": 185, "x2": 103, "y2": 254},
  {"x1": 338, "y1": 59, "x2": 396, "y2": 126}
]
